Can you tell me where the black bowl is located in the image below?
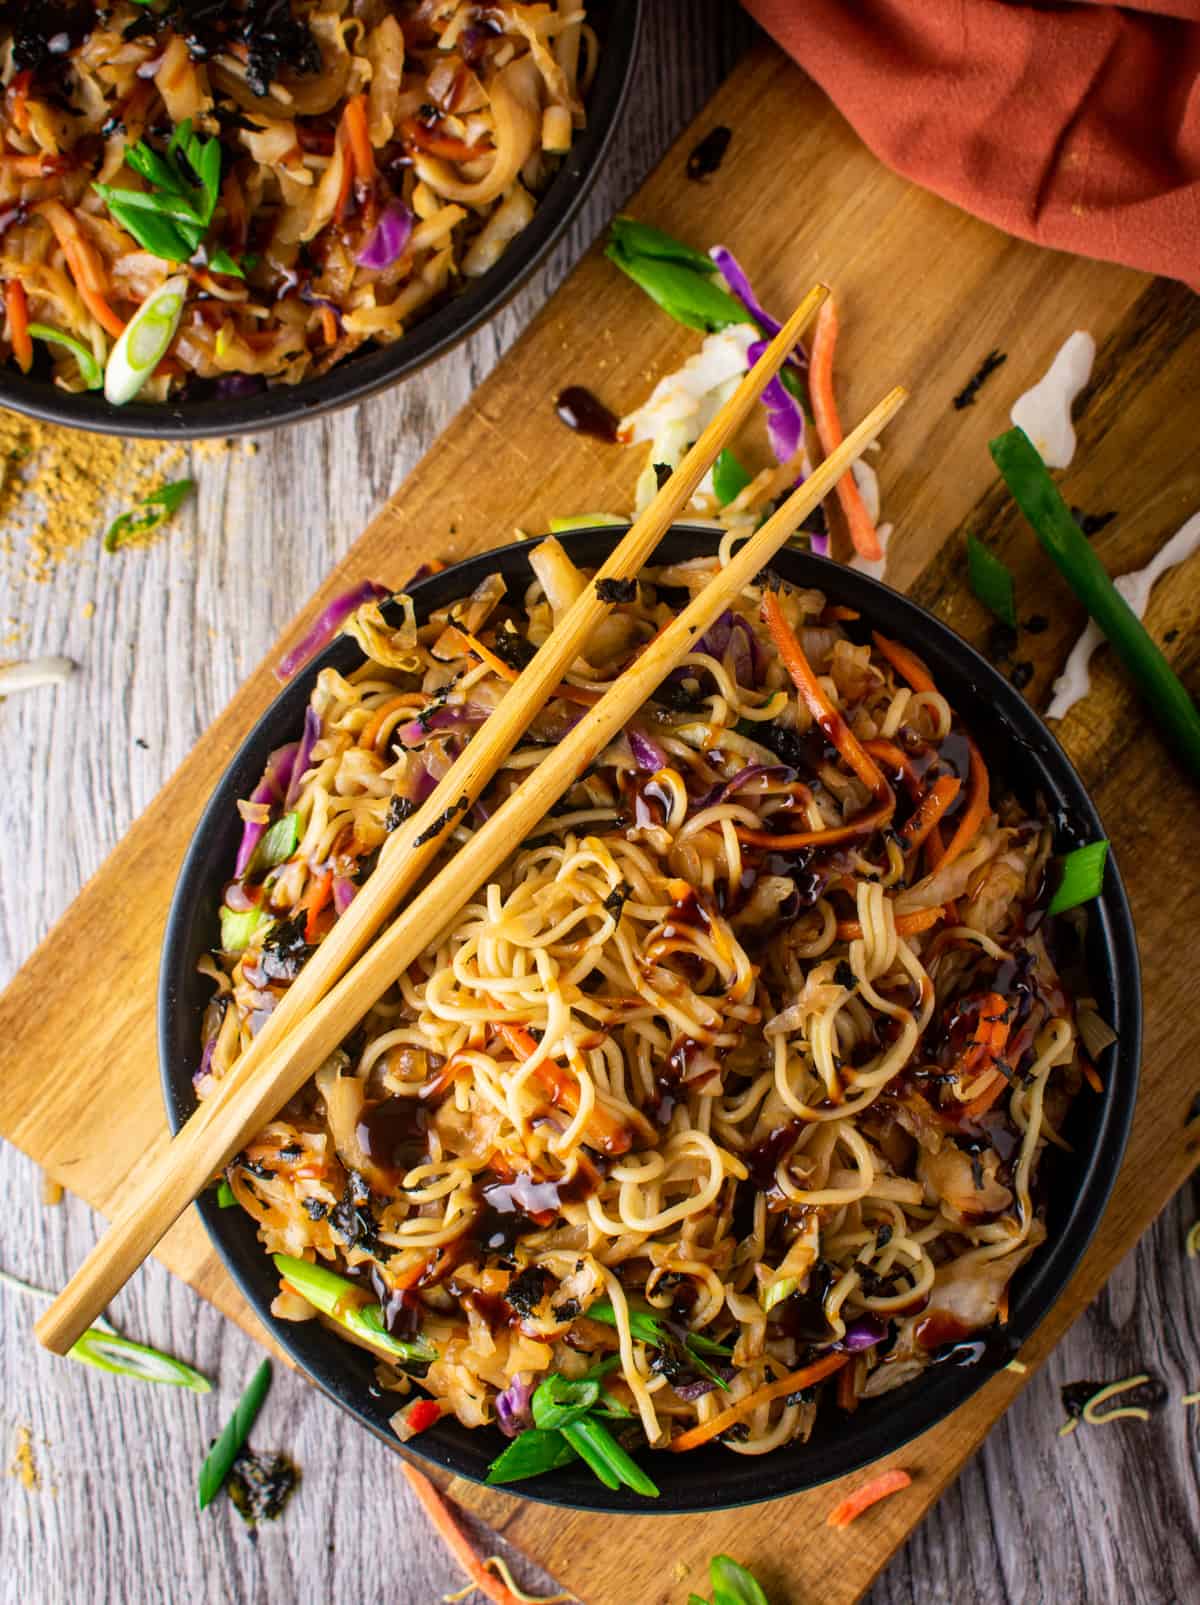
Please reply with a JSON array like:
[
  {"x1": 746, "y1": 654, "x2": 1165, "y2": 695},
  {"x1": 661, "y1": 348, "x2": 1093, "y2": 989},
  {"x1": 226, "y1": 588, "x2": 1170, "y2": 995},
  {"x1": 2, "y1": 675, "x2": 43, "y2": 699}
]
[
  {"x1": 159, "y1": 526, "x2": 1140, "y2": 1511},
  {"x1": 0, "y1": 5, "x2": 641, "y2": 440}
]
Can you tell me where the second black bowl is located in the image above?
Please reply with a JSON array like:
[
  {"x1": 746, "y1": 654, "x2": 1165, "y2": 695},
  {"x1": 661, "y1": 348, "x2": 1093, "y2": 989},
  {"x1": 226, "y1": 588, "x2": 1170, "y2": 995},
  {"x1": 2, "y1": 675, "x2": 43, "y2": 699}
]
[{"x1": 159, "y1": 526, "x2": 1140, "y2": 1511}]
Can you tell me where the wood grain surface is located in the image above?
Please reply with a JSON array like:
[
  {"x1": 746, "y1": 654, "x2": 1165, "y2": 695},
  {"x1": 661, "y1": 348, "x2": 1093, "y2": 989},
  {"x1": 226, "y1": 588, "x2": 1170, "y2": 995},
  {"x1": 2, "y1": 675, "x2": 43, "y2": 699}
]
[{"x1": 2, "y1": 9, "x2": 1200, "y2": 1604}]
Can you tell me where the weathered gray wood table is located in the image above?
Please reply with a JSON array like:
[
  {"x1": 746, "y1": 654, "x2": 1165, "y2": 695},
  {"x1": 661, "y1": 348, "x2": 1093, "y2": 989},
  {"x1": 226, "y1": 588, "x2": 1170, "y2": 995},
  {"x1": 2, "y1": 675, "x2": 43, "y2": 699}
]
[{"x1": 2, "y1": 6, "x2": 1197, "y2": 1601}]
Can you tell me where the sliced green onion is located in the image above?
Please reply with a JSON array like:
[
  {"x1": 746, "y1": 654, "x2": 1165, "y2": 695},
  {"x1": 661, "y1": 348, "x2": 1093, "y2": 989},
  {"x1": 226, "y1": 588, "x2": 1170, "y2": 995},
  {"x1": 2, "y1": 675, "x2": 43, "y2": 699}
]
[
  {"x1": 0, "y1": 1266, "x2": 116, "y2": 1333},
  {"x1": 207, "y1": 247, "x2": 245, "y2": 279},
  {"x1": 219, "y1": 904, "x2": 271, "y2": 953},
  {"x1": 966, "y1": 532, "x2": 1017, "y2": 629},
  {"x1": 272, "y1": 1253, "x2": 435, "y2": 1365},
  {"x1": 104, "y1": 274, "x2": 187, "y2": 404},
  {"x1": 70, "y1": 1328, "x2": 211, "y2": 1392},
  {"x1": 707, "y1": 1554, "x2": 769, "y2": 1605},
  {"x1": 531, "y1": 1373, "x2": 600, "y2": 1432},
  {"x1": 216, "y1": 1180, "x2": 236, "y2": 1208},
  {"x1": 198, "y1": 1359, "x2": 271, "y2": 1510},
  {"x1": 547, "y1": 513, "x2": 625, "y2": 534},
  {"x1": 989, "y1": 426, "x2": 1200, "y2": 779},
  {"x1": 713, "y1": 448, "x2": 752, "y2": 508},
  {"x1": 1047, "y1": 839, "x2": 1109, "y2": 915},
  {"x1": 760, "y1": 1276, "x2": 798, "y2": 1313},
  {"x1": 586, "y1": 1297, "x2": 731, "y2": 1356},
  {"x1": 105, "y1": 476, "x2": 195, "y2": 552},
  {"x1": 485, "y1": 1426, "x2": 579, "y2": 1486},
  {"x1": 561, "y1": 1416, "x2": 659, "y2": 1498},
  {"x1": 26, "y1": 323, "x2": 103, "y2": 389},
  {"x1": 608, "y1": 217, "x2": 718, "y2": 275},
  {"x1": 245, "y1": 811, "x2": 300, "y2": 878}
]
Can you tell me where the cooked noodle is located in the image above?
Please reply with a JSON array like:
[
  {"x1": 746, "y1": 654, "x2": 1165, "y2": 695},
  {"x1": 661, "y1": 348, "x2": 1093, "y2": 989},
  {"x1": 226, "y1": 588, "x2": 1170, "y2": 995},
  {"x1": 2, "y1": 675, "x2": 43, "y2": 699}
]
[{"x1": 199, "y1": 543, "x2": 1086, "y2": 1457}]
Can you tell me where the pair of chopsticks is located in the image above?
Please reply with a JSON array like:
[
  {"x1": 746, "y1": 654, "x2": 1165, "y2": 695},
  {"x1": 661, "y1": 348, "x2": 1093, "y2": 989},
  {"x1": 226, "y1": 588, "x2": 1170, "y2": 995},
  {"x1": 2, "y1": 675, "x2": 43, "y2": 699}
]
[{"x1": 36, "y1": 283, "x2": 906, "y2": 1355}]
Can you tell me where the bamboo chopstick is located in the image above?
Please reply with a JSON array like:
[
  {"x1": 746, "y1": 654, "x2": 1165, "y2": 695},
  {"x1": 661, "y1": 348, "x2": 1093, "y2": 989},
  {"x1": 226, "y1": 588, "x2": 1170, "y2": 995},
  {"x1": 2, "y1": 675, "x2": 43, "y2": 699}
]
[
  {"x1": 174, "y1": 284, "x2": 828, "y2": 1156},
  {"x1": 36, "y1": 400, "x2": 907, "y2": 1364}
]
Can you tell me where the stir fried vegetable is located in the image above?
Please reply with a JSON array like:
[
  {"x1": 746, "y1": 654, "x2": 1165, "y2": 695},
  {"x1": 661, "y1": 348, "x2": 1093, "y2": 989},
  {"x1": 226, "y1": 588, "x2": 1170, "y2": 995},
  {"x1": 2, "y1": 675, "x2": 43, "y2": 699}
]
[
  {"x1": 273, "y1": 1254, "x2": 434, "y2": 1365},
  {"x1": 967, "y1": 533, "x2": 1017, "y2": 628},
  {"x1": 104, "y1": 276, "x2": 188, "y2": 405},
  {"x1": 105, "y1": 478, "x2": 195, "y2": 552},
  {"x1": 198, "y1": 1359, "x2": 272, "y2": 1510},
  {"x1": 1047, "y1": 840, "x2": 1110, "y2": 915}
]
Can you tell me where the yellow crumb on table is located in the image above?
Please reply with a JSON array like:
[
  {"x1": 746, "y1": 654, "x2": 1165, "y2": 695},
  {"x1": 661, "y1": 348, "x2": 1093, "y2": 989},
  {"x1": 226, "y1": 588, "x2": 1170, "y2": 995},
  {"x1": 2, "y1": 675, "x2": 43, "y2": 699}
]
[
  {"x1": 81, "y1": 602, "x2": 95, "y2": 620},
  {"x1": 8, "y1": 1426, "x2": 39, "y2": 1492}
]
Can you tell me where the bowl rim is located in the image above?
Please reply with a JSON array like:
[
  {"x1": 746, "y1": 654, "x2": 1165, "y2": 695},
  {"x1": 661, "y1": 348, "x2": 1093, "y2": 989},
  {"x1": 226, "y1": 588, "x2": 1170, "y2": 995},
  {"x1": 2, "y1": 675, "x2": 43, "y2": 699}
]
[
  {"x1": 158, "y1": 525, "x2": 1141, "y2": 1512},
  {"x1": 0, "y1": 2, "x2": 642, "y2": 440}
]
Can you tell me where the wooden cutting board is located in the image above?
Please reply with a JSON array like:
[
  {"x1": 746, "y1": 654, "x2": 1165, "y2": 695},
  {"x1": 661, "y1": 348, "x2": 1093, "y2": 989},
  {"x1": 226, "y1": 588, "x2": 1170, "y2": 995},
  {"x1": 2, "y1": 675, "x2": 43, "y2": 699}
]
[{"x1": 3, "y1": 42, "x2": 1199, "y2": 1605}]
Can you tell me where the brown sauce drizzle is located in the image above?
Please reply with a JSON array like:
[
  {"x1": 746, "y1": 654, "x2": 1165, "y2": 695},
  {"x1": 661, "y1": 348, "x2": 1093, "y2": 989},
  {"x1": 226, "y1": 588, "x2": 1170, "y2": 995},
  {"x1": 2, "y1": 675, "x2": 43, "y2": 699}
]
[{"x1": 555, "y1": 385, "x2": 619, "y2": 442}]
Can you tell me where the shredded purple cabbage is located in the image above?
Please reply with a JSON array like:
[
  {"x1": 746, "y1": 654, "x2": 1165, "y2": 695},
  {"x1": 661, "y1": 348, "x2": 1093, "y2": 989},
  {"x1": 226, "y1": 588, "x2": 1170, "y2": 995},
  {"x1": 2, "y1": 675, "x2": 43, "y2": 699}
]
[
  {"x1": 235, "y1": 741, "x2": 300, "y2": 878},
  {"x1": 628, "y1": 726, "x2": 667, "y2": 772},
  {"x1": 692, "y1": 763, "x2": 793, "y2": 812},
  {"x1": 748, "y1": 336, "x2": 805, "y2": 464},
  {"x1": 839, "y1": 1315, "x2": 888, "y2": 1352},
  {"x1": 357, "y1": 201, "x2": 414, "y2": 270},
  {"x1": 494, "y1": 1373, "x2": 535, "y2": 1437},
  {"x1": 194, "y1": 1036, "x2": 216, "y2": 1086},
  {"x1": 285, "y1": 706, "x2": 322, "y2": 809},
  {"x1": 396, "y1": 702, "x2": 488, "y2": 747},
  {"x1": 332, "y1": 874, "x2": 357, "y2": 915},
  {"x1": 275, "y1": 581, "x2": 390, "y2": 681},
  {"x1": 411, "y1": 763, "x2": 438, "y2": 804},
  {"x1": 710, "y1": 245, "x2": 786, "y2": 344},
  {"x1": 697, "y1": 610, "x2": 765, "y2": 687},
  {"x1": 213, "y1": 373, "x2": 266, "y2": 399},
  {"x1": 671, "y1": 1363, "x2": 737, "y2": 1402}
]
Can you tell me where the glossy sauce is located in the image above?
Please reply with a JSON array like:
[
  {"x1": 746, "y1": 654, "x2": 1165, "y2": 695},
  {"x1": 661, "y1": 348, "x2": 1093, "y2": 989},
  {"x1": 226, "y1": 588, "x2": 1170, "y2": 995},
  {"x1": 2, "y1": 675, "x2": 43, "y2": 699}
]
[
  {"x1": 355, "y1": 1097, "x2": 428, "y2": 1185},
  {"x1": 555, "y1": 385, "x2": 619, "y2": 442}
]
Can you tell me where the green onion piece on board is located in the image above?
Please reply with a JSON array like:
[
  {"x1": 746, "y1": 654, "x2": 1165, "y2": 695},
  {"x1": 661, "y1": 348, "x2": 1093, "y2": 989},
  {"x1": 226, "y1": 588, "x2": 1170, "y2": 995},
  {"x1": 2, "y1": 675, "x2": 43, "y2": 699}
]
[
  {"x1": 705, "y1": 1554, "x2": 770, "y2": 1605},
  {"x1": 198, "y1": 1359, "x2": 271, "y2": 1510},
  {"x1": 1047, "y1": 839, "x2": 1110, "y2": 915},
  {"x1": 966, "y1": 532, "x2": 1017, "y2": 628},
  {"x1": 105, "y1": 476, "x2": 195, "y2": 552},
  {"x1": 713, "y1": 448, "x2": 752, "y2": 507},
  {"x1": 219, "y1": 905, "x2": 270, "y2": 953},
  {"x1": 104, "y1": 274, "x2": 188, "y2": 404},
  {"x1": 989, "y1": 426, "x2": 1200, "y2": 780},
  {"x1": 26, "y1": 324, "x2": 104, "y2": 389},
  {"x1": 547, "y1": 513, "x2": 626, "y2": 534},
  {"x1": 70, "y1": 1329, "x2": 211, "y2": 1392},
  {"x1": 608, "y1": 216, "x2": 718, "y2": 275},
  {"x1": 272, "y1": 1254, "x2": 435, "y2": 1364}
]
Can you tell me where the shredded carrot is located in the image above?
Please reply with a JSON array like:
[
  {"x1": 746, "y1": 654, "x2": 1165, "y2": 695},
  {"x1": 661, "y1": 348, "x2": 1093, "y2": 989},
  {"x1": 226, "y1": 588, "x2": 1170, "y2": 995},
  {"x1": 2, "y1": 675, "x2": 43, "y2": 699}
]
[
  {"x1": 400, "y1": 1463, "x2": 524, "y2": 1605},
  {"x1": 1082, "y1": 1057, "x2": 1103, "y2": 1094},
  {"x1": 836, "y1": 904, "x2": 943, "y2": 942},
  {"x1": 456, "y1": 625, "x2": 520, "y2": 683},
  {"x1": 935, "y1": 736, "x2": 990, "y2": 872},
  {"x1": 5, "y1": 280, "x2": 31, "y2": 372},
  {"x1": 824, "y1": 605, "x2": 860, "y2": 622},
  {"x1": 343, "y1": 94, "x2": 376, "y2": 184},
  {"x1": 861, "y1": 737, "x2": 922, "y2": 795},
  {"x1": 808, "y1": 298, "x2": 882, "y2": 562},
  {"x1": 319, "y1": 303, "x2": 338, "y2": 345},
  {"x1": 900, "y1": 775, "x2": 961, "y2": 853},
  {"x1": 737, "y1": 794, "x2": 894, "y2": 851},
  {"x1": 8, "y1": 69, "x2": 31, "y2": 137},
  {"x1": 762, "y1": 591, "x2": 888, "y2": 798},
  {"x1": 401, "y1": 115, "x2": 493, "y2": 162},
  {"x1": 871, "y1": 631, "x2": 935, "y2": 695},
  {"x1": 958, "y1": 991, "x2": 1012, "y2": 1119},
  {"x1": 826, "y1": 1468, "x2": 913, "y2": 1528},
  {"x1": 497, "y1": 1018, "x2": 632, "y2": 1155},
  {"x1": 357, "y1": 692, "x2": 426, "y2": 750},
  {"x1": 220, "y1": 172, "x2": 246, "y2": 248},
  {"x1": 669, "y1": 1352, "x2": 848, "y2": 1452},
  {"x1": 304, "y1": 869, "x2": 334, "y2": 943},
  {"x1": 35, "y1": 200, "x2": 125, "y2": 337}
]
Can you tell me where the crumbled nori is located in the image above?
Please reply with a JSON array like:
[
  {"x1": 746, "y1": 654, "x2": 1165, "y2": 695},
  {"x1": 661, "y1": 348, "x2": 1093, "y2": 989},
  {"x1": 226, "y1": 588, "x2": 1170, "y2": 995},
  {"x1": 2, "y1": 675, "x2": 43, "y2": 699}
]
[
  {"x1": 753, "y1": 719, "x2": 807, "y2": 770},
  {"x1": 258, "y1": 914, "x2": 313, "y2": 982},
  {"x1": 302, "y1": 1198, "x2": 329, "y2": 1221},
  {"x1": 491, "y1": 621, "x2": 537, "y2": 671},
  {"x1": 875, "y1": 1223, "x2": 893, "y2": 1251},
  {"x1": 552, "y1": 1297, "x2": 582, "y2": 1322},
  {"x1": 385, "y1": 795, "x2": 414, "y2": 831},
  {"x1": 686, "y1": 124, "x2": 732, "y2": 181},
  {"x1": 834, "y1": 959, "x2": 857, "y2": 991},
  {"x1": 329, "y1": 1172, "x2": 379, "y2": 1250},
  {"x1": 237, "y1": 1156, "x2": 275, "y2": 1180},
  {"x1": 227, "y1": 1449, "x2": 299, "y2": 1527},
  {"x1": 952, "y1": 350, "x2": 1007, "y2": 411},
  {"x1": 1070, "y1": 507, "x2": 1118, "y2": 539},
  {"x1": 653, "y1": 462, "x2": 672, "y2": 490},
  {"x1": 504, "y1": 1265, "x2": 552, "y2": 1317},
  {"x1": 604, "y1": 882, "x2": 632, "y2": 920},
  {"x1": 651, "y1": 679, "x2": 706, "y2": 713},
  {"x1": 595, "y1": 577, "x2": 637, "y2": 605}
]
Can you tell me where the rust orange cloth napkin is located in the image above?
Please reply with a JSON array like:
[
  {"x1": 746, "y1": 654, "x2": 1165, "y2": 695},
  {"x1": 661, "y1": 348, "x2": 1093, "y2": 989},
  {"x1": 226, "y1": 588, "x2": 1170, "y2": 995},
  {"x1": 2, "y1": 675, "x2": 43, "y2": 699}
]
[{"x1": 742, "y1": 0, "x2": 1200, "y2": 285}]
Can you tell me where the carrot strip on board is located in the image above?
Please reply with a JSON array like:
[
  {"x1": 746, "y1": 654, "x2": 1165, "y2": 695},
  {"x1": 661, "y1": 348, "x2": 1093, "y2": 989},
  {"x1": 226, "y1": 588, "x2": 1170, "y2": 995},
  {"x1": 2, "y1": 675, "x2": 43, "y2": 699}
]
[
  {"x1": 809, "y1": 298, "x2": 883, "y2": 562},
  {"x1": 35, "y1": 200, "x2": 125, "y2": 337},
  {"x1": 871, "y1": 631, "x2": 935, "y2": 695},
  {"x1": 762, "y1": 590, "x2": 889, "y2": 799},
  {"x1": 304, "y1": 869, "x2": 334, "y2": 943},
  {"x1": 5, "y1": 281, "x2": 31, "y2": 372},
  {"x1": 497, "y1": 1019, "x2": 632, "y2": 1155},
  {"x1": 900, "y1": 775, "x2": 961, "y2": 853},
  {"x1": 935, "y1": 736, "x2": 989, "y2": 872},
  {"x1": 669, "y1": 1352, "x2": 848, "y2": 1452},
  {"x1": 826, "y1": 1468, "x2": 913, "y2": 1528},
  {"x1": 343, "y1": 94, "x2": 376, "y2": 184},
  {"x1": 399, "y1": 1463, "x2": 524, "y2": 1605},
  {"x1": 356, "y1": 691, "x2": 426, "y2": 750},
  {"x1": 836, "y1": 904, "x2": 943, "y2": 942}
]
